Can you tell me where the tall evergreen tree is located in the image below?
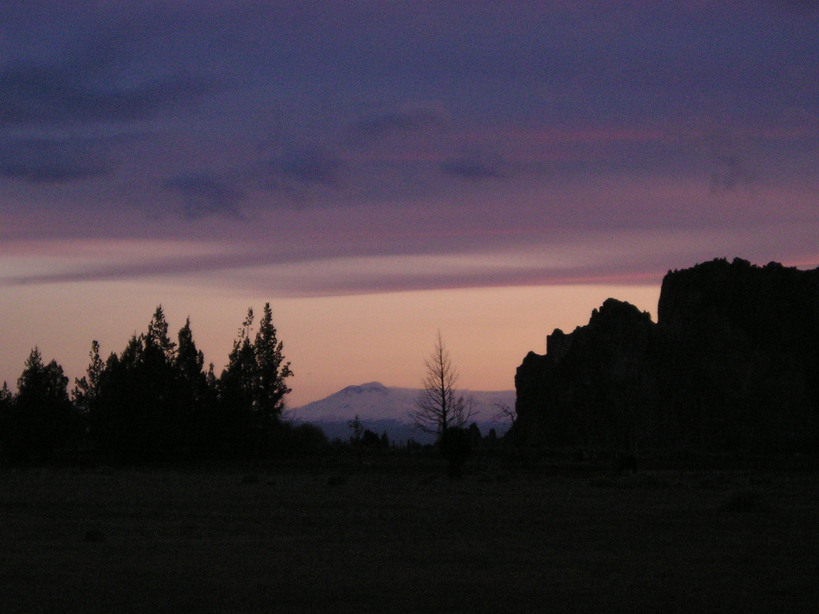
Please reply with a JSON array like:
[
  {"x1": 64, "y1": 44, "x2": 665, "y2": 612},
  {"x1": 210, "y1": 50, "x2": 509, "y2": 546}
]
[
  {"x1": 90, "y1": 308, "x2": 183, "y2": 461},
  {"x1": 72, "y1": 340, "x2": 104, "y2": 415},
  {"x1": 0, "y1": 381, "x2": 14, "y2": 463},
  {"x1": 176, "y1": 318, "x2": 205, "y2": 382},
  {"x1": 90, "y1": 335, "x2": 145, "y2": 460},
  {"x1": 146, "y1": 305, "x2": 176, "y2": 361},
  {"x1": 0, "y1": 382, "x2": 11, "y2": 408},
  {"x1": 255, "y1": 303, "x2": 293, "y2": 420},
  {"x1": 0, "y1": 382, "x2": 11, "y2": 402},
  {"x1": 221, "y1": 308, "x2": 259, "y2": 411},
  {"x1": 174, "y1": 317, "x2": 214, "y2": 454},
  {"x1": 219, "y1": 308, "x2": 261, "y2": 452},
  {"x1": 6, "y1": 348, "x2": 75, "y2": 462},
  {"x1": 218, "y1": 304, "x2": 293, "y2": 454}
]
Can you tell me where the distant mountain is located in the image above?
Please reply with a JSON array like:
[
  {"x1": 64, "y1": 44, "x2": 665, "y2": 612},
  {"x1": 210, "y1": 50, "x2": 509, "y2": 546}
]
[{"x1": 289, "y1": 382, "x2": 515, "y2": 444}]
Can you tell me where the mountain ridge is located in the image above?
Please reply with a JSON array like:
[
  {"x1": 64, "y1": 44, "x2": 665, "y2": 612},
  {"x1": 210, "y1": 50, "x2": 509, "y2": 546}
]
[
  {"x1": 289, "y1": 382, "x2": 515, "y2": 444},
  {"x1": 291, "y1": 381, "x2": 514, "y2": 422}
]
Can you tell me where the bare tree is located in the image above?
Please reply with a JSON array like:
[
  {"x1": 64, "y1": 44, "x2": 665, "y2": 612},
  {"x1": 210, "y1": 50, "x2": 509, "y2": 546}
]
[
  {"x1": 411, "y1": 332, "x2": 476, "y2": 436},
  {"x1": 492, "y1": 402, "x2": 516, "y2": 427}
]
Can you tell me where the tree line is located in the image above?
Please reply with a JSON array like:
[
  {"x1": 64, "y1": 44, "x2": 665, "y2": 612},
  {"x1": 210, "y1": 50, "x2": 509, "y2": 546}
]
[{"x1": 0, "y1": 304, "x2": 322, "y2": 465}]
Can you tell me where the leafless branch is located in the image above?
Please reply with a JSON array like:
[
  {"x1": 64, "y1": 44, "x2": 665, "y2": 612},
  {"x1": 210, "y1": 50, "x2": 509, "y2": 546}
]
[{"x1": 410, "y1": 331, "x2": 476, "y2": 436}]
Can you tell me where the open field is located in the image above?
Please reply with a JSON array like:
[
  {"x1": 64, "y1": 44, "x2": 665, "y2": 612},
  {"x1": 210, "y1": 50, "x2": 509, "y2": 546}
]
[{"x1": 1, "y1": 459, "x2": 817, "y2": 613}]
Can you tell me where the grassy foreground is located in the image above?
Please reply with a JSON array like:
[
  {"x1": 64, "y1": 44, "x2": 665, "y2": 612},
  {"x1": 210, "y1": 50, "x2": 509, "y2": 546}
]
[{"x1": 1, "y1": 459, "x2": 817, "y2": 613}]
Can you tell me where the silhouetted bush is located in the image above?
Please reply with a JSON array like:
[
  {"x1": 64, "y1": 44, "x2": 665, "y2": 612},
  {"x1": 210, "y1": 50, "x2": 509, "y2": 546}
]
[
  {"x1": 439, "y1": 427, "x2": 472, "y2": 478},
  {"x1": 282, "y1": 422, "x2": 328, "y2": 454}
]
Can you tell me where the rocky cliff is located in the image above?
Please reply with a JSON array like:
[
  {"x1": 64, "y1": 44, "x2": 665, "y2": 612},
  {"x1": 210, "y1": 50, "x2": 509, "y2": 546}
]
[{"x1": 512, "y1": 258, "x2": 819, "y2": 454}]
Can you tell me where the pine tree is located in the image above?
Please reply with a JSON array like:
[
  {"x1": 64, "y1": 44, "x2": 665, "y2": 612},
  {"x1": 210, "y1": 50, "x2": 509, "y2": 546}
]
[
  {"x1": 89, "y1": 335, "x2": 144, "y2": 460},
  {"x1": 254, "y1": 303, "x2": 293, "y2": 420},
  {"x1": 221, "y1": 308, "x2": 259, "y2": 413},
  {"x1": 174, "y1": 317, "x2": 211, "y2": 454},
  {"x1": 176, "y1": 318, "x2": 205, "y2": 382},
  {"x1": 0, "y1": 381, "x2": 10, "y2": 400},
  {"x1": 219, "y1": 308, "x2": 260, "y2": 452},
  {"x1": 219, "y1": 304, "x2": 293, "y2": 454},
  {"x1": 146, "y1": 305, "x2": 176, "y2": 361},
  {"x1": 9, "y1": 348, "x2": 75, "y2": 462},
  {"x1": 90, "y1": 308, "x2": 184, "y2": 461},
  {"x1": 72, "y1": 340, "x2": 105, "y2": 414},
  {"x1": 0, "y1": 381, "x2": 14, "y2": 463},
  {"x1": 0, "y1": 381, "x2": 11, "y2": 406}
]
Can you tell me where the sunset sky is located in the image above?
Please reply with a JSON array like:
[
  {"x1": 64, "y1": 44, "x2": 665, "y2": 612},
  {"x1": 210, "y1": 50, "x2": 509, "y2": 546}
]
[{"x1": 1, "y1": 1, "x2": 817, "y2": 407}]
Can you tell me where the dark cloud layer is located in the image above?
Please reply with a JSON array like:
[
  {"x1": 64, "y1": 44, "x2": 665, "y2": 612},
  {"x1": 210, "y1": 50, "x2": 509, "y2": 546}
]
[
  {"x1": 277, "y1": 146, "x2": 343, "y2": 186},
  {"x1": 0, "y1": 61, "x2": 219, "y2": 127},
  {"x1": 163, "y1": 174, "x2": 246, "y2": 219},
  {"x1": 0, "y1": 138, "x2": 114, "y2": 183},
  {"x1": 0, "y1": 1, "x2": 816, "y2": 287},
  {"x1": 440, "y1": 158, "x2": 505, "y2": 182},
  {"x1": 354, "y1": 107, "x2": 449, "y2": 139},
  {"x1": 771, "y1": 0, "x2": 819, "y2": 13}
]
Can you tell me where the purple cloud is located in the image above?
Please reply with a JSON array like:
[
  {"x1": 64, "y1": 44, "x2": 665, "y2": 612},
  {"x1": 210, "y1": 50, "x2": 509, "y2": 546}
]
[
  {"x1": 0, "y1": 1, "x2": 816, "y2": 291},
  {"x1": 0, "y1": 61, "x2": 220, "y2": 127},
  {"x1": 0, "y1": 137, "x2": 115, "y2": 183},
  {"x1": 163, "y1": 174, "x2": 246, "y2": 219},
  {"x1": 440, "y1": 158, "x2": 505, "y2": 181},
  {"x1": 354, "y1": 106, "x2": 449, "y2": 139},
  {"x1": 276, "y1": 146, "x2": 344, "y2": 187}
]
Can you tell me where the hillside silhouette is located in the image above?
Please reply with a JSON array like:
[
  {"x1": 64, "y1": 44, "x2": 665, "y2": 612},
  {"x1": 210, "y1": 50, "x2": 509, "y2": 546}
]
[
  {"x1": 2, "y1": 257, "x2": 817, "y2": 466},
  {"x1": 512, "y1": 258, "x2": 819, "y2": 455}
]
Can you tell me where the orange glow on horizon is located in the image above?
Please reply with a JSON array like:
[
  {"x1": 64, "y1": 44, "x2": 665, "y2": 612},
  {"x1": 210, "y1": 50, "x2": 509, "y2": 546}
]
[{"x1": 0, "y1": 279, "x2": 661, "y2": 408}]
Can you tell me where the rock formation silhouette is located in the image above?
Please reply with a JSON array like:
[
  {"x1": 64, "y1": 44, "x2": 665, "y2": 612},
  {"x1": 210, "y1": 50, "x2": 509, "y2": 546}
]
[{"x1": 511, "y1": 258, "x2": 819, "y2": 455}]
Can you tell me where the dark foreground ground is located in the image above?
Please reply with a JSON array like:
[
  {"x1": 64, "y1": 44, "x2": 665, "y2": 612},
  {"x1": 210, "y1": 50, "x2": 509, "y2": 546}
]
[{"x1": 1, "y1": 457, "x2": 817, "y2": 613}]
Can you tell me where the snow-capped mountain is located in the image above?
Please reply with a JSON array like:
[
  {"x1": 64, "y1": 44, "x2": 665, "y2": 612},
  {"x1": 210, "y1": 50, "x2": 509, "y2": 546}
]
[{"x1": 289, "y1": 382, "x2": 515, "y2": 444}]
